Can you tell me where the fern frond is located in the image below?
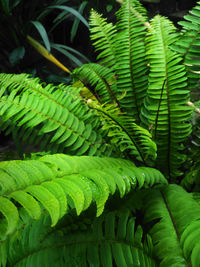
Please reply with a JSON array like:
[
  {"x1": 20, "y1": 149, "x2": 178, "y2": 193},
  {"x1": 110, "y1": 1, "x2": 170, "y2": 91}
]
[
  {"x1": 88, "y1": 101, "x2": 157, "y2": 165},
  {"x1": 115, "y1": 0, "x2": 148, "y2": 121},
  {"x1": 73, "y1": 63, "x2": 119, "y2": 105},
  {"x1": 3, "y1": 209, "x2": 158, "y2": 267},
  {"x1": 0, "y1": 154, "x2": 167, "y2": 240},
  {"x1": 89, "y1": 9, "x2": 117, "y2": 70},
  {"x1": 0, "y1": 73, "x2": 114, "y2": 157},
  {"x1": 173, "y1": 1, "x2": 200, "y2": 90},
  {"x1": 144, "y1": 184, "x2": 200, "y2": 266},
  {"x1": 141, "y1": 15, "x2": 192, "y2": 179},
  {"x1": 0, "y1": 73, "x2": 96, "y2": 126}
]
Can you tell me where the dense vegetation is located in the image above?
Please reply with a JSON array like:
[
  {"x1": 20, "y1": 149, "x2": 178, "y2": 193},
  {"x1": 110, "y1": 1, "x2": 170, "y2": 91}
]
[{"x1": 1, "y1": 0, "x2": 200, "y2": 266}]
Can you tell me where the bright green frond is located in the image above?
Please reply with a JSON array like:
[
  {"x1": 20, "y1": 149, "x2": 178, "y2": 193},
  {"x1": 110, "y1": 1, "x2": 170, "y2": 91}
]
[
  {"x1": 88, "y1": 101, "x2": 157, "y2": 165},
  {"x1": 0, "y1": 154, "x2": 167, "y2": 240},
  {"x1": 144, "y1": 184, "x2": 200, "y2": 266},
  {"x1": 0, "y1": 73, "x2": 114, "y2": 157},
  {"x1": 3, "y1": 209, "x2": 158, "y2": 267},
  {"x1": 115, "y1": 0, "x2": 148, "y2": 121},
  {"x1": 0, "y1": 73, "x2": 99, "y2": 129},
  {"x1": 173, "y1": 1, "x2": 200, "y2": 90},
  {"x1": 141, "y1": 15, "x2": 192, "y2": 179},
  {"x1": 89, "y1": 9, "x2": 117, "y2": 70}
]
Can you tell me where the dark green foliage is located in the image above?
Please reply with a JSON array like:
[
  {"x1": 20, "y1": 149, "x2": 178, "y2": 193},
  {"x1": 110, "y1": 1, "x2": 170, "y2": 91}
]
[
  {"x1": 1, "y1": 0, "x2": 200, "y2": 266},
  {"x1": 144, "y1": 185, "x2": 200, "y2": 266},
  {"x1": 2, "y1": 209, "x2": 157, "y2": 266},
  {"x1": 173, "y1": 1, "x2": 200, "y2": 90},
  {"x1": 0, "y1": 0, "x2": 89, "y2": 77}
]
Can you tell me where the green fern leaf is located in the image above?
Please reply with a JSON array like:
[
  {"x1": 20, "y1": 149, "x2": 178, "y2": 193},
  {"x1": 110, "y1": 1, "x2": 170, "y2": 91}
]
[
  {"x1": 0, "y1": 73, "x2": 114, "y2": 157},
  {"x1": 89, "y1": 9, "x2": 117, "y2": 70},
  {"x1": 115, "y1": 0, "x2": 148, "y2": 121},
  {"x1": 9, "y1": 191, "x2": 41, "y2": 220},
  {"x1": 173, "y1": 1, "x2": 200, "y2": 90},
  {"x1": 144, "y1": 184, "x2": 200, "y2": 266},
  {"x1": 73, "y1": 63, "x2": 119, "y2": 105},
  {"x1": 88, "y1": 101, "x2": 157, "y2": 165},
  {"x1": 3, "y1": 209, "x2": 158, "y2": 266},
  {"x1": 141, "y1": 15, "x2": 192, "y2": 179},
  {"x1": 0, "y1": 197, "x2": 19, "y2": 238},
  {"x1": 0, "y1": 154, "x2": 167, "y2": 239}
]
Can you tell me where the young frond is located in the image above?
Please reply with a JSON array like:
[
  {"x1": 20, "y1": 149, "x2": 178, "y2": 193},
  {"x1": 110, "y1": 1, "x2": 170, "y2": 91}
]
[
  {"x1": 115, "y1": 0, "x2": 148, "y2": 121},
  {"x1": 173, "y1": 1, "x2": 200, "y2": 90},
  {"x1": 141, "y1": 15, "x2": 192, "y2": 179},
  {"x1": 88, "y1": 101, "x2": 157, "y2": 165},
  {"x1": 144, "y1": 184, "x2": 200, "y2": 266},
  {"x1": 89, "y1": 9, "x2": 117, "y2": 70},
  {"x1": 0, "y1": 154, "x2": 167, "y2": 241}
]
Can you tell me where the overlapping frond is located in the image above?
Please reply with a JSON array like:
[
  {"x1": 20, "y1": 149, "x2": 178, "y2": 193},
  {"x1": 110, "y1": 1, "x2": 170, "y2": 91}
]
[
  {"x1": 0, "y1": 73, "x2": 114, "y2": 156},
  {"x1": 2, "y1": 209, "x2": 158, "y2": 267},
  {"x1": 115, "y1": 0, "x2": 148, "y2": 121},
  {"x1": 88, "y1": 101, "x2": 157, "y2": 165},
  {"x1": 89, "y1": 10, "x2": 117, "y2": 70},
  {"x1": 72, "y1": 63, "x2": 119, "y2": 105},
  {"x1": 173, "y1": 1, "x2": 200, "y2": 90},
  {"x1": 0, "y1": 154, "x2": 167, "y2": 241},
  {"x1": 0, "y1": 73, "x2": 99, "y2": 128},
  {"x1": 144, "y1": 184, "x2": 200, "y2": 266},
  {"x1": 141, "y1": 15, "x2": 192, "y2": 179}
]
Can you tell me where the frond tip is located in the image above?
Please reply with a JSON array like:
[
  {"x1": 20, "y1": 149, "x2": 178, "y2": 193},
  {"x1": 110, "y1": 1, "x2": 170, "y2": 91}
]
[
  {"x1": 0, "y1": 154, "x2": 167, "y2": 240},
  {"x1": 89, "y1": 9, "x2": 117, "y2": 69}
]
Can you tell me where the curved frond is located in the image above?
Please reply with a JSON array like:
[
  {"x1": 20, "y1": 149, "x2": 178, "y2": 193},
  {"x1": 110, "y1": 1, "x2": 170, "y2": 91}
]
[
  {"x1": 0, "y1": 73, "x2": 114, "y2": 157},
  {"x1": 89, "y1": 9, "x2": 117, "y2": 70},
  {"x1": 115, "y1": 0, "x2": 148, "y2": 121},
  {"x1": 3, "y1": 209, "x2": 158, "y2": 267},
  {"x1": 88, "y1": 101, "x2": 157, "y2": 165},
  {"x1": 173, "y1": 2, "x2": 200, "y2": 90},
  {"x1": 0, "y1": 154, "x2": 167, "y2": 240},
  {"x1": 141, "y1": 15, "x2": 192, "y2": 179},
  {"x1": 73, "y1": 63, "x2": 119, "y2": 105},
  {"x1": 144, "y1": 184, "x2": 200, "y2": 266}
]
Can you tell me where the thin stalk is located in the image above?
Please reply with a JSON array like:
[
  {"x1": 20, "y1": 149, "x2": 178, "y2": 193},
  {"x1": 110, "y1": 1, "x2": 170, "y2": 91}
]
[{"x1": 154, "y1": 79, "x2": 166, "y2": 139}]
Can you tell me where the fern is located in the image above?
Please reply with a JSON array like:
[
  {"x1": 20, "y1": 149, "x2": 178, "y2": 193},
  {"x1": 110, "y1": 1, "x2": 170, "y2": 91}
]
[
  {"x1": 73, "y1": 63, "x2": 119, "y2": 105},
  {"x1": 87, "y1": 101, "x2": 157, "y2": 165},
  {"x1": 0, "y1": 154, "x2": 167, "y2": 241},
  {"x1": 1, "y1": 208, "x2": 158, "y2": 267},
  {"x1": 0, "y1": 73, "x2": 114, "y2": 157},
  {"x1": 141, "y1": 15, "x2": 192, "y2": 179},
  {"x1": 1, "y1": 0, "x2": 200, "y2": 265},
  {"x1": 144, "y1": 184, "x2": 200, "y2": 266},
  {"x1": 115, "y1": 0, "x2": 148, "y2": 121},
  {"x1": 89, "y1": 9, "x2": 117, "y2": 70},
  {"x1": 173, "y1": 1, "x2": 200, "y2": 90}
]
